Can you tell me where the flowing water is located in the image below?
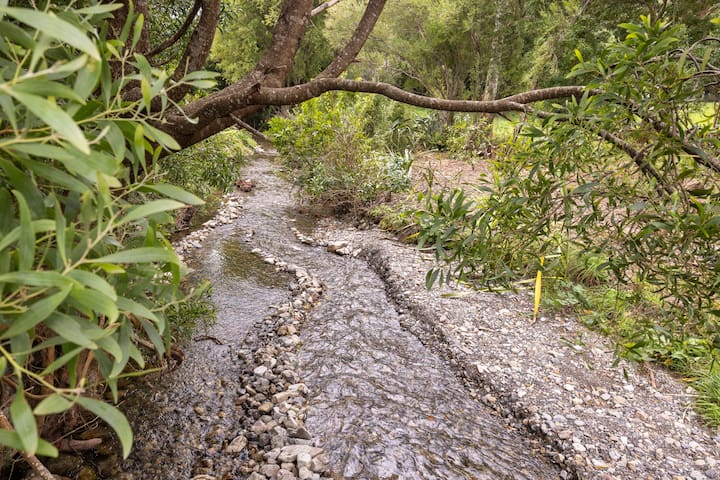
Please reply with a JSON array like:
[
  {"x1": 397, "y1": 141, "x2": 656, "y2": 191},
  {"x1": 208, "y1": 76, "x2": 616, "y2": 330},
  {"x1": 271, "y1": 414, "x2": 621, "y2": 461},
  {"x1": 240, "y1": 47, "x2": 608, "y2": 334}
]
[{"x1": 117, "y1": 154, "x2": 558, "y2": 479}]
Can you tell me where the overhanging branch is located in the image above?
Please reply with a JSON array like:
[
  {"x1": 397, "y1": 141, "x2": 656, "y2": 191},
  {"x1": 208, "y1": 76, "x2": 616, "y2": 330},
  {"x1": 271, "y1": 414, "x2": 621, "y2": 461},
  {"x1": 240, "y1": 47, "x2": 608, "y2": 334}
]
[{"x1": 250, "y1": 78, "x2": 588, "y2": 112}]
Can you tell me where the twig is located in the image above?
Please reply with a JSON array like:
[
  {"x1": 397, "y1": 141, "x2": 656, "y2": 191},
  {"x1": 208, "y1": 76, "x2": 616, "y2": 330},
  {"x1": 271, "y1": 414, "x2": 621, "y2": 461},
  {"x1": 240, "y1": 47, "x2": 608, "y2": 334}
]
[
  {"x1": 0, "y1": 410, "x2": 54, "y2": 480},
  {"x1": 193, "y1": 335, "x2": 224, "y2": 345},
  {"x1": 230, "y1": 114, "x2": 269, "y2": 142}
]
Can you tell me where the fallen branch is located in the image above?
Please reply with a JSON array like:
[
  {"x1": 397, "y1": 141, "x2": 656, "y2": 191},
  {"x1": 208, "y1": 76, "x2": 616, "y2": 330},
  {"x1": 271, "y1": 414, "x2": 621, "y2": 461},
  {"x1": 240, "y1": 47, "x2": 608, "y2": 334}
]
[{"x1": 57, "y1": 437, "x2": 102, "y2": 453}]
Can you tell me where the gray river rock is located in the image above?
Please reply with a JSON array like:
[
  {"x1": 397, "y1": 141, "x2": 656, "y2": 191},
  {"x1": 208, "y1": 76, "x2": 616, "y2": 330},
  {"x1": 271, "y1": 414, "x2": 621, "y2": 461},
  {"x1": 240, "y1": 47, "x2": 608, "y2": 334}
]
[{"x1": 116, "y1": 153, "x2": 559, "y2": 479}]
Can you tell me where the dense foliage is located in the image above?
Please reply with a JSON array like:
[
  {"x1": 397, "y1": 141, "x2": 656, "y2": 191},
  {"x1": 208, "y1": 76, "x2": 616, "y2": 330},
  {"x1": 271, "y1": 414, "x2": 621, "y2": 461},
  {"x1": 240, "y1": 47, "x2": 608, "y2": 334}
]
[
  {"x1": 0, "y1": 3, "x2": 214, "y2": 467},
  {"x1": 416, "y1": 18, "x2": 720, "y2": 382},
  {"x1": 267, "y1": 92, "x2": 427, "y2": 213}
]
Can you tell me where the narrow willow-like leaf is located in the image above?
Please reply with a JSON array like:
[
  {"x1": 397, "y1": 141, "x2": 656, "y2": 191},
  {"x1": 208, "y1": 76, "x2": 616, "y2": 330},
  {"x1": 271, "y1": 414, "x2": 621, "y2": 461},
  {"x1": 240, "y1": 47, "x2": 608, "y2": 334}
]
[
  {"x1": 140, "y1": 183, "x2": 203, "y2": 206},
  {"x1": 1, "y1": 285, "x2": 72, "y2": 339},
  {"x1": 0, "y1": 219, "x2": 55, "y2": 254},
  {"x1": 118, "y1": 199, "x2": 185, "y2": 226},
  {"x1": 6, "y1": 89, "x2": 89, "y2": 154},
  {"x1": 10, "y1": 388, "x2": 38, "y2": 454},
  {"x1": 139, "y1": 317, "x2": 165, "y2": 357},
  {"x1": 67, "y1": 269, "x2": 117, "y2": 301},
  {"x1": 12, "y1": 190, "x2": 33, "y2": 271},
  {"x1": 75, "y1": 396, "x2": 132, "y2": 458},
  {"x1": 0, "y1": 7, "x2": 99, "y2": 60},
  {"x1": 34, "y1": 394, "x2": 73, "y2": 416},
  {"x1": 116, "y1": 296, "x2": 160, "y2": 324},
  {"x1": 91, "y1": 247, "x2": 179, "y2": 265},
  {"x1": 13, "y1": 78, "x2": 85, "y2": 103},
  {"x1": 70, "y1": 286, "x2": 119, "y2": 324},
  {"x1": 39, "y1": 345, "x2": 84, "y2": 376},
  {"x1": 44, "y1": 313, "x2": 98, "y2": 349},
  {"x1": 0, "y1": 271, "x2": 71, "y2": 288}
]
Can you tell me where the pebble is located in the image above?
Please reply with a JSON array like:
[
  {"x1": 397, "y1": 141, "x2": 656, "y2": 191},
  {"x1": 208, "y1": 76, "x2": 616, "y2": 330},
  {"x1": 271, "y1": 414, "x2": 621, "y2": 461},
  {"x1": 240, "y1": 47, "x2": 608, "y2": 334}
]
[{"x1": 225, "y1": 435, "x2": 247, "y2": 454}]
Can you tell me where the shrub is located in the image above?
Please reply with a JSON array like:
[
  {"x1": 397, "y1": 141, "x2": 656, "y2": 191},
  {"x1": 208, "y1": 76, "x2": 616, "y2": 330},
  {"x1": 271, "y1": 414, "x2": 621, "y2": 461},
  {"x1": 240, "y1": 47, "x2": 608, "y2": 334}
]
[
  {"x1": 0, "y1": 2, "x2": 214, "y2": 472},
  {"x1": 160, "y1": 129, "x2": 255, "y2": 199},
  {"x1": 267, "y1": 92, "x2": 415, "y2": 213},
  {"x1": 416, "y1": 17, "x2": 720, "y2": 369}
]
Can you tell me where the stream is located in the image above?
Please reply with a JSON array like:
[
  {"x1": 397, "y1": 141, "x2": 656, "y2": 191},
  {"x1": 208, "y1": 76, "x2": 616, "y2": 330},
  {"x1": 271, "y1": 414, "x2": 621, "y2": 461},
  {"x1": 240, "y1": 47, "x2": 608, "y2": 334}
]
[{"x1": 115, "y1": 154, "x2": 559, "y2": 479}]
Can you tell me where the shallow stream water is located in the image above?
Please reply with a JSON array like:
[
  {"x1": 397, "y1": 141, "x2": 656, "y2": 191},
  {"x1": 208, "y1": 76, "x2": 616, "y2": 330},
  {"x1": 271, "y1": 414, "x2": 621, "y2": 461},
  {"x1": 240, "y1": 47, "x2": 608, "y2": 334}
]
[{"x1": 117, "y1": 154, "x2": 558, "y2": 479}]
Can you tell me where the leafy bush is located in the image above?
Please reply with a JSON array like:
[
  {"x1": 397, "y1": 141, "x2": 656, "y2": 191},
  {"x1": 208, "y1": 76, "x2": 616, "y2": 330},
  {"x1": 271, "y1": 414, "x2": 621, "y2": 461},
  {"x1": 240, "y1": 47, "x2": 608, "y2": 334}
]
[
  {"x1": 0, "y1": 2, "x2": 214, "y2": 470},
  {"x1": 159, "y1": 129, "x2": 255, "y2": 199},
  {"x1": 267, "y1": 92, "x2": 415, "y2": 213},
  {"x1": 416, "y1": 18, "x2": 720, "y2": 369}
]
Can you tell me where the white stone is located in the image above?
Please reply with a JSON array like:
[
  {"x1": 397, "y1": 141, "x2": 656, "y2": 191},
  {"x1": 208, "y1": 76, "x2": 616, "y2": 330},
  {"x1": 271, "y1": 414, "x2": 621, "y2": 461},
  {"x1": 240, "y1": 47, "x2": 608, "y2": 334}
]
[{"x1": 225, "y1": 435, "x2": 247, "y2": 454}]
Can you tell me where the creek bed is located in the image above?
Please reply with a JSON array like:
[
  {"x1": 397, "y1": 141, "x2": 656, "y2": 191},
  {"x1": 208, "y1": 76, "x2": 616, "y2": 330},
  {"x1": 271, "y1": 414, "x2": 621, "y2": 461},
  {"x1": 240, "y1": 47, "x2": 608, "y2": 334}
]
[{"x1": 114, "y1": 154, "x2": 559, "y2": 479}]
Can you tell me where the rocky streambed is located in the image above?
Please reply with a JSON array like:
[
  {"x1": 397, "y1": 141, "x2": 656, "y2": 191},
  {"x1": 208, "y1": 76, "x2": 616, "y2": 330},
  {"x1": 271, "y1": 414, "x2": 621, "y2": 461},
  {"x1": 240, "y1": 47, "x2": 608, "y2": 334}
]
[
  {"x1": 99, "y1": 150, "x2": 718, "y2": 480},
  {"x1": 108, "y1": 152, "x2": 561, "y2": 480}
]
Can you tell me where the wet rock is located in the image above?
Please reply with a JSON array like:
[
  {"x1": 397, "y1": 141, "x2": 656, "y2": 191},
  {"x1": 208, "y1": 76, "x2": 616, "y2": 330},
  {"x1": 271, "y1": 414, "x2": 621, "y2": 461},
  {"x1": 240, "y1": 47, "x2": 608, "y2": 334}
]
[
  {"x1": 258, "y1": 402, "x2": 274, "y2": 414},
  {"x1": 326, "y1": 241, "x2": 352, "y2": 256},
  {"x1": 289, "y1": 426, "x2": 312, "y2": 440},
  {"x1": 226, "y1": 435, "x2": 248, "y2": 454}
]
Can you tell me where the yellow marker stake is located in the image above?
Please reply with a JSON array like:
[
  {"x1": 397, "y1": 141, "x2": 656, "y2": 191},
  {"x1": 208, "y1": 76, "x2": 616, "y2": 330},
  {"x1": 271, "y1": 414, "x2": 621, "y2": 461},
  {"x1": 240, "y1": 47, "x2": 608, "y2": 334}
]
[{"x1": 533, "y1": 257, "x2": 544, "y2": 323}]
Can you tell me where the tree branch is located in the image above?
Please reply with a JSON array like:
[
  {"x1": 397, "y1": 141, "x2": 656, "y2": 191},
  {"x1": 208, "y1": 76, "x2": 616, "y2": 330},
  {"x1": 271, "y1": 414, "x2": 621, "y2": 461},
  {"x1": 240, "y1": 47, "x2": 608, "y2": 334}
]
[
  {"x1": 311, "y1": 0, "x2": 342, "y2": 17},
  {"x1": 167, "y1": 0, "x2": 221, "y2": 102},
  {"x1": 146, "y1": 0, "x2": 201, "y2": 60},
  {"x1": 317, "y1": 0, "x2": 387, "y2": 79},
  {"x1": 250, "y1": 78, "x2": 588, "y2": 112}
]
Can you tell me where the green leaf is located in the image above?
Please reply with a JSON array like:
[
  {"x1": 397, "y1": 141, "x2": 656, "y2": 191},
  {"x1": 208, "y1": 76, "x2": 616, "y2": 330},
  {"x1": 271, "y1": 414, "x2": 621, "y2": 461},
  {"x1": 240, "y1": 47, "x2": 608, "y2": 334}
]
[
  {"x1": 139, "y1": 317, "x2": 165, "y2": 357},
  {"x1": 6, "y1": 89, "x2": 89, "y2": 154},
  {"x1": 119, "y1": 199, "x2": 185, "y2": 226},
  {"x1": 0, "y1": 219, "x2": 55, "y2": 254},
  {"x1": 36, "y1": 438, "x2": 59, "y2": 457},
  {"x1": 0, "y1": 271, "x2": 72, "y2": 288},
  {"x1": 40, "y1": 345, "x2": 84, "y2": 376},
  {"x1": 140, "y1": 184, "x2": 203, "y2": 206},
  {"x1": 116, "y1": 296, "x2": 160, "y2": 324},
  {"x1": 75, "y1": 396, "x2": 132, "y2": 458},
  {"x1": 73, "y1": 58, "x2": 102, "y2": 97},
  {"x1": 181, "y1": 70, "x2": 220, "y2": 81},
  {"x1": 0, "y1": 7, "x2": 99, "y2": 60},
  {"x1": 0, "y1": 95, "x2": 17, "y2": 130},
  {"x1": 12, "y1": 190, "x2": 34, "y2": 272},
  {"x1": 142, "y1": 122, "x2": 181, "y2": 151},
  {"x1": 1, "y1": 285, "x2": 72, "y2": 339},
  {"x1": 13, "y1": 78, "x2": 85, "y2": 103},
  {"x1": 22, "y1": 157, "x2": 89, "y2": 193},
  {"x1": 95, "y1": 336, "x2": 122, "y2": 362},
  {"x1": 67, "y1": 269, "x2": 117, "y2": 301},
  {"x1": 43, "y1": 313, "x2": 98, "y2": 349},
  {"x1": 0, "y1": 426, "x2": 55, "y2": 457},
  {"x1": 0, "y1": 430, "x2": 23, "y2": 451},
  {"x1": 91, "y1": 247, "x2": 179, "y2": 265},
  {"x1": 140, "y1": 77, "x2": 151, "y2": 112},
  {"x1": 70, "y1": 286, "x2": 119, "y2": 324},
  {"x1": 10, "y1": 389, "x2": 38, "y2": 454},
  {"x1": 74, "y1": 4, "x2": 123, "y2": 15}
]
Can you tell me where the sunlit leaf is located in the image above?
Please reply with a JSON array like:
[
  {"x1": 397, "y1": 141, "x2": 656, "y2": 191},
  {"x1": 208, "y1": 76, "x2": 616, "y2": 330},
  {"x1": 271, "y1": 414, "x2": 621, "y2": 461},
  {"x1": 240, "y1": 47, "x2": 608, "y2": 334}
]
[
  {"x1": 5, "y1": 89, "x2": 89, "y2": 154},
  {"x1": 0, "y1": 7, "x2": 99, "y2": 60}
]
